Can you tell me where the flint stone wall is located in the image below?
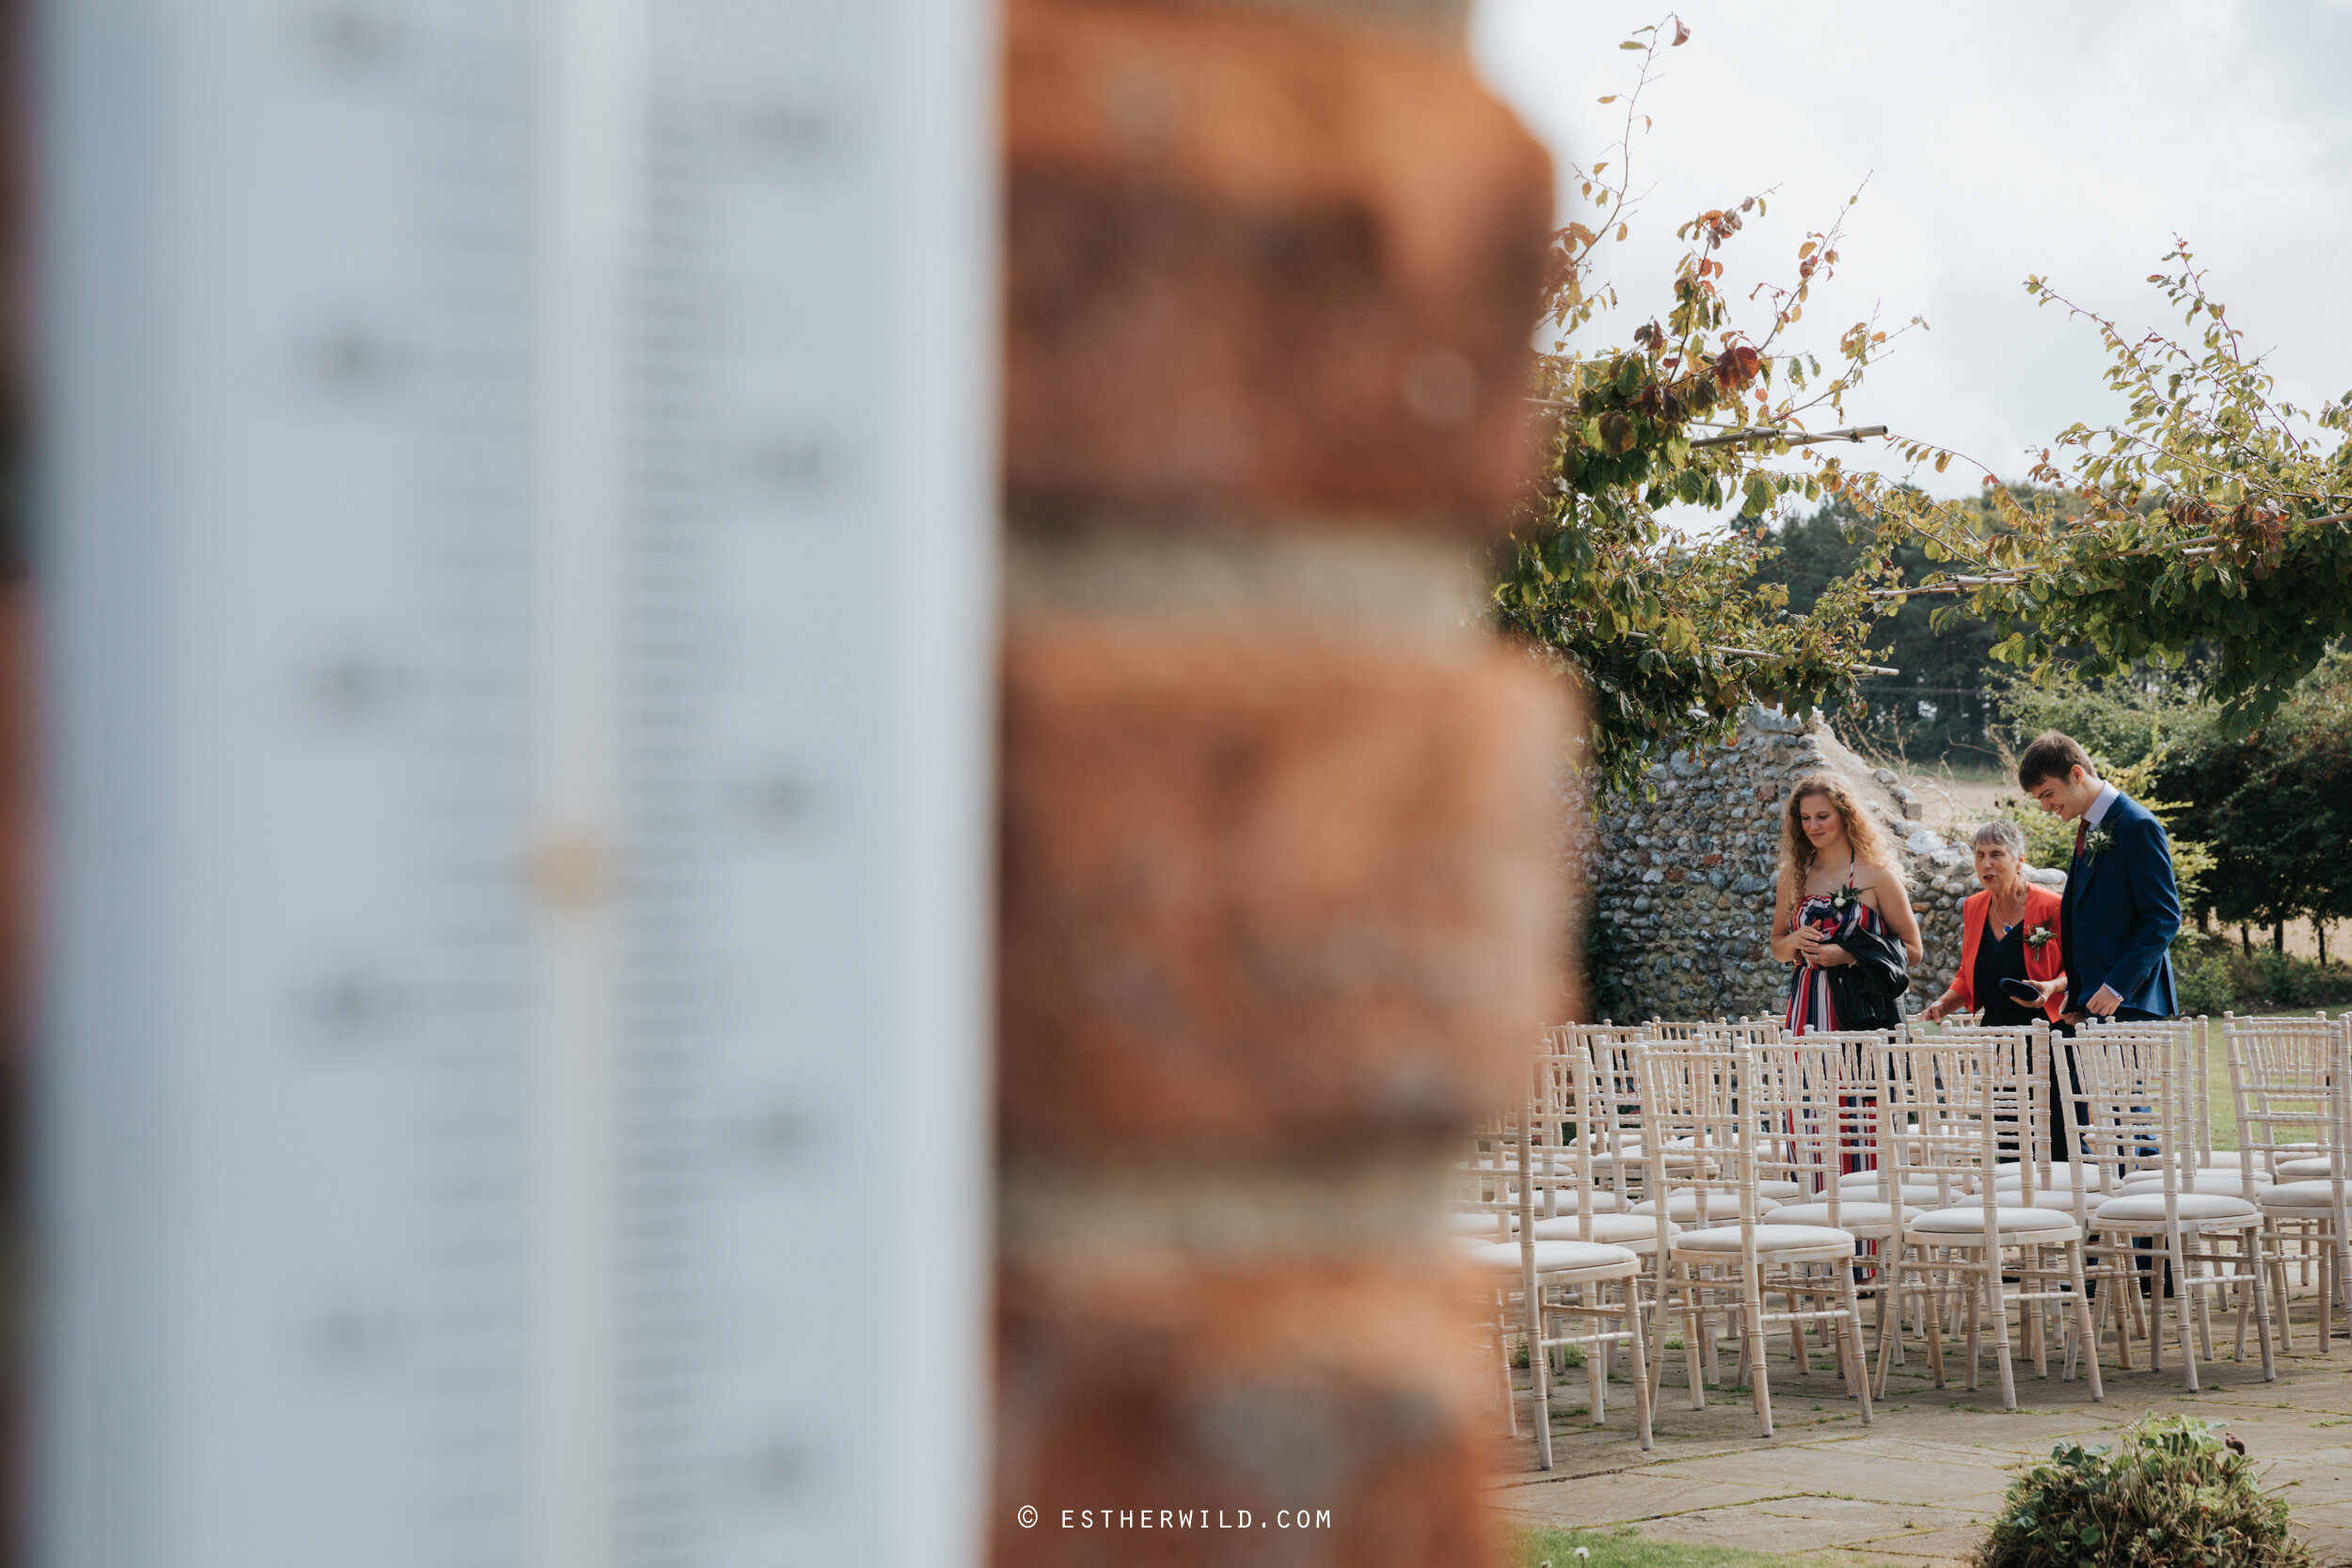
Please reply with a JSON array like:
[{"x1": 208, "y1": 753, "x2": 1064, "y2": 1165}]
[{"x1": 1580, "y1": 705, "x2": 2058, "y2": 1024}]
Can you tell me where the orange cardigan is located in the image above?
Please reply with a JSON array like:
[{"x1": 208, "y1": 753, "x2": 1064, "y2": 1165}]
[{"x1": 1952, "y1": 883, "x2": 2067, "y2": 1021}]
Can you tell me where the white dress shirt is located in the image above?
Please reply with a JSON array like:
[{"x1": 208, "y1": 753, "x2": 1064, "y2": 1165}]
[{"x1": 2083, "y1": 779, "x2": 2120, "y2": 830}]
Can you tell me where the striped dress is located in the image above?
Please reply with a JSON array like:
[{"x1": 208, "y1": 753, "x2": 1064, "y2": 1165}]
[
  {"x1": 1783, "y1": 885, "x2": 1889, "y2": 1037},
  {"x1": 1786, "y1": 880, "x2": 1888, "y2": 1175}
]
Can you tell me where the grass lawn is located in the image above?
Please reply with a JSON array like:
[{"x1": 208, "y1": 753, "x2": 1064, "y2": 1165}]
[
  {"x1": 2194, "y1": 1021, "x2": 2320, "y2": 1153},
  {"x1": 1507, "y1": 1526, "x2": 1875, "y2": 1568},
  {"x1": 1921, "y1": 1016, "x2": 2322, "y2": 1155}
]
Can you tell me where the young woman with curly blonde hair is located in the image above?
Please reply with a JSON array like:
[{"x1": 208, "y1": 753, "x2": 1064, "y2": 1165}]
[{"x1": 1769, "y1": 774, "x2": 1924, "y2": 1036}]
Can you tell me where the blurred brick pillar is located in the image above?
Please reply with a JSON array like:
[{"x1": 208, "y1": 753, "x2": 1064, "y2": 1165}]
[{"x1": 994, "y1": 2, "x2": 1567, "y2": 1563}]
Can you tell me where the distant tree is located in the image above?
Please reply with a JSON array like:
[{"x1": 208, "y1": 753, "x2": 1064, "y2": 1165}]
[
  {"x1": 2153, "y1": 652, "x2": 2352, "y2": 943},
  {"x1": 1749, "y1": 495, "x2": 2012, "y2": 763},
  {"x1": 1489, "y1": 19, "x2": 1914, "y2": 796},
  {"x1": 1855, "y1": 245, "x2": 2352, "y2": 738},
  {"x1": 1989, "y1": 661, "x2": 2213, "y2": 775}
]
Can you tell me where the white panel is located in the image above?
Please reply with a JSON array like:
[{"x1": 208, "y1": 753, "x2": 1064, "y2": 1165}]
[{"x1": 35, "y1": 0, "x2": 995, "y2": 1564}]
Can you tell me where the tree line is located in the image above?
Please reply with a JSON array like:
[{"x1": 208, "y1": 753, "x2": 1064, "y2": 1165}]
[{"x1": 1749, "y1": 497, "x2": 2351, "y2": 954}]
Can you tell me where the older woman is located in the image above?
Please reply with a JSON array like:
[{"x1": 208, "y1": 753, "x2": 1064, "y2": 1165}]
[{"x1": 1921, "y1": 819, "x2": 2066, "y2": 1025}]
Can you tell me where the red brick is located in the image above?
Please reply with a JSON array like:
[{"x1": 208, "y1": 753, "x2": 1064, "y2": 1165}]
[
  {"x1": 992, "y1": 1254, "x2": 1499, "y2": 1568},
  {"x1": 999, "y1": 623, "x2": 1571, "y2": 1156},
  {"x1": 1005, "y1": 0, "x2": 1552, "y2": 526}
]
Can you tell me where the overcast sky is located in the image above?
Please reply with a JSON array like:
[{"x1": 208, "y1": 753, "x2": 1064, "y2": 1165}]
[{"x1": 1470, "y1": 1, "x2": 2352, "y2": 524}]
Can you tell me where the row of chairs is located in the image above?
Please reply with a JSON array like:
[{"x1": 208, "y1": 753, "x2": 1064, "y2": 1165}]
[{"x1": 1460, "y1": 1012, "x2": 2350, "y2": 1468}]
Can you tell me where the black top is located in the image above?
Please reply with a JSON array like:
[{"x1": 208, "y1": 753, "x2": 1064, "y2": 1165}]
[{"x1": 1974, "y1": 911, "x2": 2037, "y2": 1026}]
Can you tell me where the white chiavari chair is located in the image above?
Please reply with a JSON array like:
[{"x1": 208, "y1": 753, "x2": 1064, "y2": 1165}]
[
  {"x1": 1744, "y1": 1035, "x2": 1897, "y2": 1389},
  {"x1": 1535, "y1": 1023, "x2": 1649, "y2": 1216},
  {"x1": 1877, "y1": 1032, "x2": 2104, "y2": 1408},
  {"x1": 1636, "y1": 1039, "x2": 1872, "y2": 1437},
  {"x1": 2236, "y1": 1013, "x2": 2351, "y2": 1354},
  {"x1": 1456, "y1": 1054, "x2": 1654, "y2": 1465},
  {"x1": 2072, "y1": 1022, "x2": 2274, "y2": 1388}
]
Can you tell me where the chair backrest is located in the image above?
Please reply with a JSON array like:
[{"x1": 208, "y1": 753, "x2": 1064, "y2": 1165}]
[
  {"x1": 1747, "y1": 1036, "x2": 1864, "y2": 1219},
  {"x1": 1868, "y1": 1035, "x2": 2009, "y2": 1224},
  {"x1": 1525, "y1": 1042, "x2": 1628, "y2": 1230},
  {"x1": 2059, "y1": 1023, "x2": 2194, "y2": 1205},
  {"x1": 1454, "y1": 1105, "x2": 1520, "y2": 1238},
  {"x1": 1632, "y1": 1040, "x2": 1760, "y2": 1240},
  {"x1": 1543, "y1": 1021, "x2": 1647, "y2": 1059},
  {"x1": 2225, "y1": 1012, "x2": 2340, "y2": 1182},
  {"x1": 1645, "y1": 1020, "x2": 1740, "y2": 1046},
  {"x1": 1922, "y1": 1022, "x2": 2053, "y2": 1192}
]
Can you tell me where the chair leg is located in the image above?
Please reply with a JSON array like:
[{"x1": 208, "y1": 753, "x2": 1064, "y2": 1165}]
[
  {"x1": 1963, "y1": 1258, "x2": 1982, "y2": 1392},
  {"x1": 1682, "y1": 1270, "x2": 1708, "y2": 1411},
  {"x1": 1586, "y1": 1286, "x2": 1608, "y2": 1426},
  {"x1": 1528, "y1": 1286, "x2": 1553, "y2": 1467},
  {"x1": 1923, "y1": 1249, "x2": 1948, "y2": 1389},
  {"x1": 2247, "y1": 1229, "x2": 2277, "y2": 1382},
  {"x1": 2026, "y1": 1248, "x2": 2048, "y2": 1380},
  {"x1": 2123, "y1": 1244, "x2": 2151, "y2": 1345},
  {"x1": 2168, "y1": 1228, "x2": 2200, "y2": 1391},
  {"x1": 1629, "y1": 1289, "x2": 1655, "y2": 1451},
  {"x1": 2066, "y1": 1241, "x2": 2104, "y2": 1402},
  {"x1": 1986, "y1": 1248, "x2": 2018, "y2": 1410},
  {"x1": 1496, "y1": 1290, "x2": 1518, "y2": 1437},
  {"x1": 1840, "y1": 1264, "x2": 1874, "y2": 1426},
  {"x1": 2192, "y1": 1229, "x2": 2217, "y2": 1363},
  {"x1": 2267, "y1": 1222, "x2": 2296, "y2": 1359},
  {"x1": 1743, "y1": 1267, "x2": 1773, "y2": 1439},
  {"x1": 2232, "y1": 1240, "x2": 2253, "y2": 1364},
  {"x1": 2327, "y1": 1234, "x2": 2341, "y2": 1350},
  {"x1": 1872, "y1": 1253, "x2": 1902, "y2": 1402}
]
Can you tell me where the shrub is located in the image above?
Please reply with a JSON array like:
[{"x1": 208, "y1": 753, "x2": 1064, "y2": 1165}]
[
  {"x1": 2173, "y1": 954, "x2": 2235, "y2": 1019},
  {"x1": 2164, "y1": 938, "x2": 2352, "y2": 1015},
  {"x1": 1976, "y1": 1415, "x2": 2310, "y2": 1568}
]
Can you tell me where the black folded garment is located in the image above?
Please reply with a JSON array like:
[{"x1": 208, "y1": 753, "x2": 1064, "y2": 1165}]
[{"x1": 1824, "y1": 912, "x2": 1910, "y2": 1030}]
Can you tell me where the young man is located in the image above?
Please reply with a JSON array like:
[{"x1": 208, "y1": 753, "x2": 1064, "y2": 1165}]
[{"x1": 2018, "y1": 731, "x2": 2182, "y2": 1024}]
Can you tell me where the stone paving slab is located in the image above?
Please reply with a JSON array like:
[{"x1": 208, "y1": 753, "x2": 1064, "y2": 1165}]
[
  {"x1": 1635, "y1": 1496, "x2": 1978, "y2": 1552},
  {"x1": 1491, "y1": 1296, "x2": 2352, "y2": 1565}
]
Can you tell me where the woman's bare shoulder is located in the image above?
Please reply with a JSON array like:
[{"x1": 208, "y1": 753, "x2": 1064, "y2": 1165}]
[{"x1": 1855, "y1": 857, "x2": 1908, "y2": 891}]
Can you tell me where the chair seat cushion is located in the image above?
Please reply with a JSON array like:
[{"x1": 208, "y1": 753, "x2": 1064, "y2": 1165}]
[
  {"x1": 2112, "y1": 1174, "x2": 2267, "y2": 1198},
  {"x1": 1908, "y1": 1206, "x2": 2081, "y2": 1238},
  {"x1": 1628, "y1": 1194, "x2": 1780, "y2": 1221},
  {"x1": 1449, "y1": 1212, "x2": 1511, "y2": 1235},
  {"x1": 1532, "y1": 1213, "x2": 1680, "y2": 1247},
  {"x1": 1967, "y1": 1190, "x2": 2105, "y2": 1212},
  {"x1": 1996, "y1": 1169, "x2": 2110, "y2": 1192},
  {"x1": 1756, "y1": 1180, "x2": 1805, "y2": 1199},
  {"x1": 2260, "y1": 1180, "x2": 2350, "y2": 1211},
  {"x1": 2274, "y1": 1156, "x2": 2341, "y2": 1181},
  {"x1": 1456, "y1": 1239, "x2": 1639, "y2": 1275},
  {"x1": 1525, "y1": 1190, "x2": 1625, "y2": 1214},
  {"x1": 1596, "y1": 1148, "x2": 1708, "y2": 1169},
  {"x1": 1672, "y1": 1223, "x2": 1858, "y2": 1256},
  {"x1": 1881, "y1": 1184, "x2": 1976, "y2": 1206},
  {"x1": 1773, "y1": 1200, "x2": 1917, "y2": 1228},
  {"x1": 2094, "y1": 1192, "x2": 2261, "y2": 1223}
]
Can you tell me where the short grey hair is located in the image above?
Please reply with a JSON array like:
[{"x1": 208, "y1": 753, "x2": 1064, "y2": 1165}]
[{"x1": 1972, "y1": 818, "x2": 2027, "y2": 860}]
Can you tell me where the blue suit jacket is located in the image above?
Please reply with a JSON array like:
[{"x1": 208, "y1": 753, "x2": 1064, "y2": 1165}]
[{"x1": 2058, "y1": 791, "x2": 2181, "y2": 1018}]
